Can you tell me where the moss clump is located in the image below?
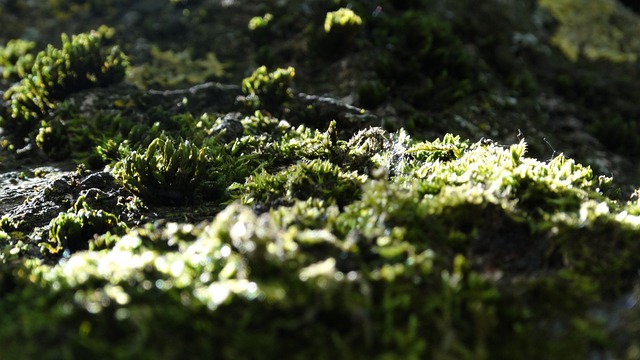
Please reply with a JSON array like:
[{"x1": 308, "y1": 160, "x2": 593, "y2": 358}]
[
  {"x1": 248, "y1": 13, "x2": 274, "y2": 31},
  {"x1": 241, "y1": 159, "x2": 366, "y2": 209},
  {"x1": 46, "y1": 200, "x2": 126, "y2": 256},
  {"x1": 316, "y1": 7, "x2": 363, "y2": 56},
  {"x1": 324, "y1": 8, "x2": 363, "y2": 34},
  {"x1": 0, "y1": 39, "x2": 36, "y2": 82},
  {"x1": 114, "y1": 135, "x2": 208, "y2": 205},
  {"x1": 240, "y1": 65, "x2": 295, "y2": 113},
  {"x1": 3, "y1": 121, "x2": 640, "y2": 358},
  {"x1": 1, "y1": 26, "x2": 128, "y2": 139},
  {"x1": 127, "y1": 45, "x2": 225, "y2": 89}
]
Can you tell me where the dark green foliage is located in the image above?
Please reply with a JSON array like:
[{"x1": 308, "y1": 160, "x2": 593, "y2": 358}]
[
  {"x1": 357, "y1": 79, "x2": 389, "y2": 108},
  {"x1": 372, "y1": 11, "x2": 475, "y2": 110},
  {"x1": 47, "y1": 201, "x2": 126, "y2": 255},
  {"x1": 1, "y1": 26, "x2": 128, "y2": 138},
  {"x1": 589, "y1": 115, "x2": 640, "y2": 155},
  {"x1": 114, "y1": 135, "x2": 208, "y2": 205}
]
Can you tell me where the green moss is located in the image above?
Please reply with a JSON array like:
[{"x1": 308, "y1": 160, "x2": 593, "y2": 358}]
[
  {"x1": 324, "y1": 8, "x2": 363, "y2": 33},
  {"x1": 241, "y1": 159, "x2": 366, "y2": 209},
  {"x1": 539, "y1": 0, "x2": 640, "y2": 62},
  {"x1": 248, "y1": 13, "x2": 274, "y2": 31},
  {"x1": 3, "y1": 3, "x2": 640, "y2": 357},
  {"x1": 114, "y1": 135, "x2": 209, "y2": 205},
  {"x1": 45, "y1": 200, "x2": 127, "y2": 256},
  {"x1": 318, "y1": 7, "x2": 363, "y2": 56},
  {"x1": 1, "y1": 26, "x2": 129, "y2": 139},
  {"x1": 0, "y1": 39, "x2": 36, "y2": 82},
  {"x1": 3, "y1": 128, "x2": 640, "y2": 357},
  {"x1": 240, "y1": 65, "x2": 295, "y2": 113},
  {"x1": 127, "y1": 45, "x2": 225, "y2": 89},
  {"x1": 371, "y1": 11, "x2": 475, "y2": 111}
]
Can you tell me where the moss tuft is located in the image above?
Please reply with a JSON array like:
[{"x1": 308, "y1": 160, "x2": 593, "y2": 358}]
[
  {"x1": 114, "y1": 135, "x2": 208, "y2": 205},
  {"x1": 1, "y1": 26, "x2": 129, "y2": 140}
]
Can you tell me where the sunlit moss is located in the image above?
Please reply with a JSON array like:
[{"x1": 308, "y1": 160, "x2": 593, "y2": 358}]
[
  {"x1": 248, "y1": 13, "x2": 274, "y2": 31},
  {"x1": 113, "y1": 135, "x2": 208, "y2": 205},
  {"x1": 0, "y1": 39, "x2": 36, "y2": 82},
  {"x1": 3, "y1": 130, "x2": 640, "y2": 357},
  {"x1": 127, "y1": 45, "x2": 226, "y2": 89},
  {"x1": 46, "y1": 200, "x2": 127, "y2": 256},
  {"x1": 240, "y1": 159, "x2": 366, "y2": 209},
  {"x1": 240, "y1": 65, "x2": 295, "y2": 112},
  {"x1": 1, "y1": 26, "x2": 129, "y2": 139},
  {"x1": 539, "y1": 0, "x2": 640, "y2": 62}
]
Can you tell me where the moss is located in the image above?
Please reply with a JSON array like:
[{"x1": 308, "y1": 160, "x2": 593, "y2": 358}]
[
  {"x1": 113, "y1": 135, "x2": 209, "y2": 205},
  {"x1": 315, "y1": 7, "x2": 363, "y2": 57},
  {"x1": 127, "y1": 45, "x2": 226, "y2": 89},
  {"x1": 241, "y1": 158, "x2": 366, "y2": 209},
  {"x1": 240, "y1": 65, "x2": 295, "y2": 113},
  {"x1": 371, "y1": 11, "x2": 475, "y2": 111},
  {"x1": 3, "y1": 126, "x2": 640, "y2": 357},
  {"x1": 539, "y1": 0, "x2": 640, "y2": 62},
  {"x1": 0, "y1": 39, "x2": 36, "y2": 82},
  {"x1": 4, "y1": 1, "x2": 640, "y2": 358},
  {"x1": 1, "y1": 26, "x2": 129, "y2": 140},
  {"x1": 45, "y1": 200, "x2": 127, "y2": 256},
  {"x1": 324, "y1": 8, "x2": 363, "y2": 33},
  {"x1": 357, "y1": 79, "x2": 389, "y2": 109}
]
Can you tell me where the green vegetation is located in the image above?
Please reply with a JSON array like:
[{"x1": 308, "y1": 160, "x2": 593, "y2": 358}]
[
  {"x1": 0, "y1": 39, "x2": 36, "y2": 82},
  {"x1": 3, "y1": 127, "x2": 640, "y2": 358},
  {"x1": 127, "y1": 45, "x2": 225, "y2": 89},
  {"x1": 240, "y1": 65, "x2": 295, "y2": 112},
  {"x1": 46, "y1": 200, "x2": 127, "y2": 255},
  {"x1": 318, "y1": 7, "x2": 363, "y2": 55},
  {"x1": 3, "y1": 1, "x2": 640, "y2": 359},
  {"x1": 114, "y1": 135, "x2": 208, "y2": 205},
  {"x1": 539, "y1": 0, "x2": 640, "y2": 62},
  {"x1": 324, "y1": 8, "x2": 362, "y2": 33},
  {"x1": 371, "y1": 11, "x2": 475, "y2": 111},
  {"x1": 0, "y1": 26, "x2": 128, "y2": 140},
  {"x1": 248, "y1": 13, "x2": 274, "y2": 31}
]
